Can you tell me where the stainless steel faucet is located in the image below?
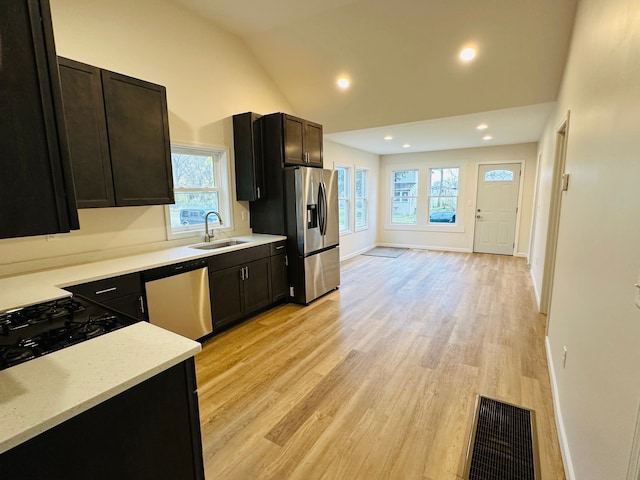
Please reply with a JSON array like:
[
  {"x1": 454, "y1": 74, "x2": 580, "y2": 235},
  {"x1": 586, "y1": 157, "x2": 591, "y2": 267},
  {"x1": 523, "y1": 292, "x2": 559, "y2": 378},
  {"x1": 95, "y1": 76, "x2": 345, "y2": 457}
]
[{"x1": 204, "y1": 211, "x2": 223, "y2": 242}]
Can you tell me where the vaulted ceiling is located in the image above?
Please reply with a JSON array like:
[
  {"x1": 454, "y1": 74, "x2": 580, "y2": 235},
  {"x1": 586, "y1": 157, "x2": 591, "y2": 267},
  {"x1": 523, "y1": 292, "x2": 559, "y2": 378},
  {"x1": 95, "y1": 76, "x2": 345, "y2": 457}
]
[{"x1": 172, "y1": 0, "x2": 579, "y2": 153}]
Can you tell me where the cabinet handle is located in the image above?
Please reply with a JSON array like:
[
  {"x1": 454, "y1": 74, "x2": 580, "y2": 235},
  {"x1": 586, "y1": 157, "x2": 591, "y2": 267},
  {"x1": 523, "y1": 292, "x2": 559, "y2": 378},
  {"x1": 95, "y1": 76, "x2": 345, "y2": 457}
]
[
  {"x1": 240, "y1": 267, "x2": 245, "y2": 281},
  {"x1": 276, "y1": 245, "x2": 285, "y2": 250},
  {"x1": 138, "y1": 295, "x2": 145, "y2": 314},
  {"x1": 245, "y1": 266, "x2": 249, "y2": 280},
  {"x1": 256, "y1": 187, "x2": 261, "y2": 199},
  {"x1": 95, "y1": 287, "x2": 117, "y2": 295}
]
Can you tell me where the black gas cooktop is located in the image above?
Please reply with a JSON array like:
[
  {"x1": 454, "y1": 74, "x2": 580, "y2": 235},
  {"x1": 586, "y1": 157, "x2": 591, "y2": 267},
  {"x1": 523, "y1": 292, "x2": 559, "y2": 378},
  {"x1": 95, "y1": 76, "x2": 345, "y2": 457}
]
[{"x1": 0, "y1": 296, "x2": 137, "y2": 371}]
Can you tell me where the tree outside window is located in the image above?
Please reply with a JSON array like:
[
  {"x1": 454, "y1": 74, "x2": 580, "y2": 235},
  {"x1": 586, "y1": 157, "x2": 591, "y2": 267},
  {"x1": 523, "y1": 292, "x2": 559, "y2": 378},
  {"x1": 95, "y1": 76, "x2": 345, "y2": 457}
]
[
  {"x1": 428, "y1": 168, "x2": 459, "y2": 224},
  {"x1": 167, "y1": 145, "x2": 230, "y2": 236}
]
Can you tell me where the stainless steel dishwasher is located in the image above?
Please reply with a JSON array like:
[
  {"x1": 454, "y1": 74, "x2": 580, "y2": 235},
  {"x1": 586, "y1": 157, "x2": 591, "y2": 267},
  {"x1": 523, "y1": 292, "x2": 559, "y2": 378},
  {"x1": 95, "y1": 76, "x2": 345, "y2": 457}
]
[{"x1": 143, "y1": 258, "x2": 213, "y2": 340}]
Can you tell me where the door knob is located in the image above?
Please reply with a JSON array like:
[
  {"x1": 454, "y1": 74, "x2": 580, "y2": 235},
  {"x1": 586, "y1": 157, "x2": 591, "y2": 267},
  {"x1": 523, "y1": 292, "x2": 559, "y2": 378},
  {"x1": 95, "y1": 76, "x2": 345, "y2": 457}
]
[{"x1": 476, "y1": 215, "x2": 481, "y2": 219}]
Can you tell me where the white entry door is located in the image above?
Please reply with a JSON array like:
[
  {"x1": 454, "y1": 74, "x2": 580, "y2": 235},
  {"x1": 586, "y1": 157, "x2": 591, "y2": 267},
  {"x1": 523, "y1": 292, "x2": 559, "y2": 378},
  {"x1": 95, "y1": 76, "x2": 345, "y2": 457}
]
[{"x1": 474, "y1": 164, "x2": 521, "y2": 255}]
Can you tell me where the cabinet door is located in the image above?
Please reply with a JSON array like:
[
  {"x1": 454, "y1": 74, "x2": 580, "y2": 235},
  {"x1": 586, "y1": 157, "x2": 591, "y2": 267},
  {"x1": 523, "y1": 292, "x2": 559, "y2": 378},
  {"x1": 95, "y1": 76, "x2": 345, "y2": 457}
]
[
  {"x1": 270, "y1": 254, "x2": 288, "y2": 304},
  {"x1": 243, "y1": 257, "x2": 272, "y2": 316},
  {"x1": 0, "y1": 0, "x2": 79, "y2": 239},
  {"x1": 233, "y1": 112, "x2": 264, "y2": 201},
  {"x1": 58, "y1": 57, "x2": 115, "y2": 208},
  {"x1": 282, "y1": 114, "x2": 305, "y2": 166},
  {"x1": 304, "y1": 120, "x2": 323, "y2": 167},
  {"x1": 0, "y1": 360, "x2": 204, "y2": 480},
  {"x1": 210, "y1": 267, "x2": 244, "y2": 331},
  {"x1": 102, "y1": 70, "x2": 174, "y2": 206},
  {"x1": 103, "y1": 293, "x2": 146, "y2": 321}
]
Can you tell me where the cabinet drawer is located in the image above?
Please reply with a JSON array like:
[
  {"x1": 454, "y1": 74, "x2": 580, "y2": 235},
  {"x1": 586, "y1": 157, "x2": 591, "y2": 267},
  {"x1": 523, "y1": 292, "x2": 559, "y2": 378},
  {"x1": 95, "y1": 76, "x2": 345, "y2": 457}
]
[
  {"x1": 270, "y1": 240, "x2": 287, "y2": 256},
  {"x1": 207, "y1": 245, "x2": 270, "y2": 272},
  {"x1": 67, "y1": 272, "x2": 142, "y2": 302}
]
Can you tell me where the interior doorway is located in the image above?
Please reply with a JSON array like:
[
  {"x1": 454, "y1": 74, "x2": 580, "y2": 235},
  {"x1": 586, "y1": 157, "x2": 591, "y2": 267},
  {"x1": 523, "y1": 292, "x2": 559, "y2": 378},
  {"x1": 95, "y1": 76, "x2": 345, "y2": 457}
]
[
  {"x1": 540, "y1": 112, "x2": 570, "y2": 322},
  {"x1": 473, "y1": 163, "x2": 522, "y2": 255}
]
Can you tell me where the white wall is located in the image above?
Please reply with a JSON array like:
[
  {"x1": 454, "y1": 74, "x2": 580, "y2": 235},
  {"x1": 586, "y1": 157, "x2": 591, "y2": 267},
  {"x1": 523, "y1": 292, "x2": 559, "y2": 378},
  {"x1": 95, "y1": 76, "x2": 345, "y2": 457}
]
[
  {"x1": 531, "y1": 0, "x2": 640, "y2": 478},
  {"x1": 0, "y1": 0, "x2": 292, "y2": 276},
  {"x1": 324, "y1": 140, "x2": 379, "y2": 259},
  {"x1": 379, "y1": 143, "x2": 538, "y2": 255}
]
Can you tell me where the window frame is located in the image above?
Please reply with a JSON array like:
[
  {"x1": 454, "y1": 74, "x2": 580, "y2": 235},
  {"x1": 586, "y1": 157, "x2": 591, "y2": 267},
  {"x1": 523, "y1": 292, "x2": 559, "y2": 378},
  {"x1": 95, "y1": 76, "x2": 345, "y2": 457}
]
[
  {"x1": 428, "y1": 167, "x2": 460, "y2": 225},
  {"x1": 164, "y1": 143, "x2": 233, "y2": 240},
  {"x1": 354, "y1": 167, "x2": 369, "y2": 231},
  {"x1": 335, "y1": 165, "x2": 352, "y2": 234},
  {"x1": 391, "y1": 168, "x2": 419, "y2": 225}
]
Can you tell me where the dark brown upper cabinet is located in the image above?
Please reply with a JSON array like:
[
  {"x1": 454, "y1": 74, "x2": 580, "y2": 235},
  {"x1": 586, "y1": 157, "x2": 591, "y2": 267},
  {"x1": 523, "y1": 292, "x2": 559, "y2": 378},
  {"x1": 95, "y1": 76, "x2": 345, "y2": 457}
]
[
  {"x1": 265, "y1": 113, "x2": 323, "y2": 168},
  {"x1": 58, "y1": 58, "x2": 113, "y2": 208},
  {"x1": 0, "y1": 0, "x2": 79, "y2": 239},
  {"x1": 232, "y1": 112, "x2": 264, "y2": 202},
  {"x1": 58, "y1": 57, "x2": 174, "y2": 208}
]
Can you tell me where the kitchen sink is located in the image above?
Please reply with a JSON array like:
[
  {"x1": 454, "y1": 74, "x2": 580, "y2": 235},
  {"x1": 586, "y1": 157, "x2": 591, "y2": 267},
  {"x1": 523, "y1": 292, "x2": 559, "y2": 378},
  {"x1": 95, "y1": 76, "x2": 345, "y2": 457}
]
[{"x1": 190, "y1": 240, "x2": 248, "y2": 250}]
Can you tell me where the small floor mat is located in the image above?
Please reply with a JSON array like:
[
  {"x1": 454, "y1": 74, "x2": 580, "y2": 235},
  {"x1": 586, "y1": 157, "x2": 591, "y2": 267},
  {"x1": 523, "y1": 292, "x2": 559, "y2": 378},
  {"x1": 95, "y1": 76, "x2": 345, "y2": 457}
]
[
  {"x1": 464, "y1": 396, "x2": 539, "y2": 480},
  {"x1": 361, "y1": 247, "x2": 407, "y2": 258}
]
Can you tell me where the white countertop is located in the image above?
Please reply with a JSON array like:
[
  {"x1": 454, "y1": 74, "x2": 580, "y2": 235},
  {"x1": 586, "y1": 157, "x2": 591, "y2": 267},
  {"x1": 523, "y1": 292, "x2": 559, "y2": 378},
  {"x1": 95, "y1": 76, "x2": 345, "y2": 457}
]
[
  {"x1": 0, "y1": 233, "x2": 285, "y2": 454},
  {"x1": 0, "y1": 321, "x2": 201, "y2": 454},
  {"x1": 0, "y1": 234, "x2": 285, "y2": 313}
]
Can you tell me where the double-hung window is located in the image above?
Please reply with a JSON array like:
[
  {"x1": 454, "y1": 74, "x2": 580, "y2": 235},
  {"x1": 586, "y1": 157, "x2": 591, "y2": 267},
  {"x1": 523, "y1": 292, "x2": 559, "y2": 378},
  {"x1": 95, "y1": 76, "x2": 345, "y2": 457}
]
[
  {"x1": 392, "y1": 169, "x2": 418, "y2": 224},
  {"x1": 428, "y1": 167, "x2": 459, "y2": 224},
  {"x1": 355, "y1": 168, "x2": 368, "y2": 230},
  {"x1": 336, "y1": 166, "x2": 351, "y2": 232},
  {"x1": 166, "y1": 145, "x2": 231, "y2": 237}
]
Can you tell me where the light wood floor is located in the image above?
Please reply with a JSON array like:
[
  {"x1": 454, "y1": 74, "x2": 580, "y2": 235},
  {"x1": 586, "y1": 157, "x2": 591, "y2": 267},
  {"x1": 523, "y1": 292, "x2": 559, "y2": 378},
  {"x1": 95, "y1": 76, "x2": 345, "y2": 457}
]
[{"x1": 195, "y1": 250, "x2": 566, "y2": 480}]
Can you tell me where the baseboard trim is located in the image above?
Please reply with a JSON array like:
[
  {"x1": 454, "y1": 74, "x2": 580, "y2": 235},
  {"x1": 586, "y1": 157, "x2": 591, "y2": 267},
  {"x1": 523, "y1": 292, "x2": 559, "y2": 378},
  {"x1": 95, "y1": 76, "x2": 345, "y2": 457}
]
[
  {"x1": 375, "y1": 243, "x2": 472, "y2": 253},
  {"x1": 545, "y1": 336, "x2": 576, "y2": 480},
  {"x1": 531, "y1": 269, "x2": 542, "y2": 311},
  {"x1": 340, "y1": 245, "x2": 376, "y2": 261}
]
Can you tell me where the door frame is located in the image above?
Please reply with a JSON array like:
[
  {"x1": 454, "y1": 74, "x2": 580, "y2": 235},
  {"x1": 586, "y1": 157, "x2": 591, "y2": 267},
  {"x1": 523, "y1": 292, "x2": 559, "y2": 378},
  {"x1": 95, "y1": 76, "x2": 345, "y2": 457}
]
[
  {"x1": 472, "y1": 160, "x2": 525, "y2": 256},
  {"x1": 540, "y1": 111, "x2": 571, "y2": 321}
]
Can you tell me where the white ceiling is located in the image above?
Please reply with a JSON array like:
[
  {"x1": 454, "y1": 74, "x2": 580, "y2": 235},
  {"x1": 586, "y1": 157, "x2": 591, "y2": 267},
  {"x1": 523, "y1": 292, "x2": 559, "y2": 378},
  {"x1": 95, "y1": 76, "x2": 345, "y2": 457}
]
[
  {"x1": 325, "y1": 102, "x2": 555, "y2": 155},
  {"x1": 172, "y1": 0, "x2": 578, "y2": 154}
]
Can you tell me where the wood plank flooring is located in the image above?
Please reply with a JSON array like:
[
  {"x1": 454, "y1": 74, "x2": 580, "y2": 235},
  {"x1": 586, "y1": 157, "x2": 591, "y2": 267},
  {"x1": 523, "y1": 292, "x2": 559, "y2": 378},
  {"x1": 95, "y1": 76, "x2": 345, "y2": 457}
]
[{"x1": 195, "y1": 250, "x2": 566, "y2": 480}]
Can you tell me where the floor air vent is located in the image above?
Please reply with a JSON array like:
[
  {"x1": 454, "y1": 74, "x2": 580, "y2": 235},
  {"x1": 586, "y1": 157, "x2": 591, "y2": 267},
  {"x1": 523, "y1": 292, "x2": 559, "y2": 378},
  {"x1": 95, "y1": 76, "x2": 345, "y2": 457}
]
[{"x1": 464, "y1": 395, "x2": 539, "y2": 480}]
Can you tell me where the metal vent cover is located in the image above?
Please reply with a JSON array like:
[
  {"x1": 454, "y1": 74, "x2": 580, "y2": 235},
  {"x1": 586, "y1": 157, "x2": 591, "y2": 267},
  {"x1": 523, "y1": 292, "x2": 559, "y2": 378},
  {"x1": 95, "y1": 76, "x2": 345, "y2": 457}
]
[{"x1": 463, "y1": 395, "x2": 540, "y2": 480}]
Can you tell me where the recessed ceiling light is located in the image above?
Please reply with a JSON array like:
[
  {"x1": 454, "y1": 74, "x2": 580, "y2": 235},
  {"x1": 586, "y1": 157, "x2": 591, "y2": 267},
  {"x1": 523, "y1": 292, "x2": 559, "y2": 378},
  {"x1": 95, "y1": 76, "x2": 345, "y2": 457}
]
[
  {"x1": 483, "y1": 135, "x2": 493, "y2": 141},
  {"x1": 384, "y1": 135, "x2": 393, "y2": 141},
  {"x1": 476, "y1": 123, "x2": 488, "y2": 130},
  {"x1": 459, "y1": 47, "x2": 477, "y2": 62},
  {"x1": 337, "y1": 77, "x2": 350, "y2": 89},
  {"x1": 402, "y1": 144, "x2": 411, "y2": 148}
]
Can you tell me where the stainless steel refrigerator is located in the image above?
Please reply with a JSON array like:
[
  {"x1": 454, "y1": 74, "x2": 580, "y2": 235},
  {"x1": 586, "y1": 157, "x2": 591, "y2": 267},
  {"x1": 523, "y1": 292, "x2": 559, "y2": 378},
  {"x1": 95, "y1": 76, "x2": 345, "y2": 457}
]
[{"x1": 284, "y1": 167, "x2": 340, "y2": 304}]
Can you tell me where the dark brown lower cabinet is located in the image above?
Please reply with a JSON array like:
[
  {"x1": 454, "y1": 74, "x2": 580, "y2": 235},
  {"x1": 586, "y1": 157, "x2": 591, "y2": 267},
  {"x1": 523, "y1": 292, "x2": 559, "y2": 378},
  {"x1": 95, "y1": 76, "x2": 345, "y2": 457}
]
[
  {"x1": 209, "y1": 256, "x2": 272, "y2": 332},
  {"x1": 207, "y1": 242, "x2": 288, "y2": 332},
  {"x1": 66, "y1": 272, "x2": 146, "y2": 321},
  {"x1": 0, "y1": 359, "x2": 204, "y2": 480},
  {"x1": 271, "y1": 253, "x2": 288, "y2": 303}
]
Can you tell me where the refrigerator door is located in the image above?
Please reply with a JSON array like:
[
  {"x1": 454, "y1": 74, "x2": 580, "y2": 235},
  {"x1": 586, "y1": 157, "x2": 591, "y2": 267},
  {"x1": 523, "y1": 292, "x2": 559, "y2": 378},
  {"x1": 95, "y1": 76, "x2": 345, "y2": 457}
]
[
  {"x1": 297, "y1": 167, "x2": 323, "y2": 256},
  {"x1": 321, "y1": 169, "x2": 339, "y2": 249},
  {"x1": 303, "y1": 246, "x2": 340, "y2": 303}
]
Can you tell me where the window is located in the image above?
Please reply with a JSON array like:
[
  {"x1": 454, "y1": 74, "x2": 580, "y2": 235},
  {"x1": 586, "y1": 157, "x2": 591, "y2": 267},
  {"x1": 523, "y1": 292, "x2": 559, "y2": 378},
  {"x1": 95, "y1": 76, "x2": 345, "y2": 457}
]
[
  {"x1": 392, "y1": 169, "x2": 418, "y2": 224},
  {"x1": 166, "y1": 145, "x2": 231, "y2": 237},
  {"x1": 336, "y1": 166, "x2": 351, "y2": 232},
  {"x1": 428, "y1": 167, "x2": 459, "y2": 224},
  {"x1": 484, "y1": 169, "x2": 514, "y2": 181},
  {"x1": 355, "y1": 168, "x2": 368, "y2": 230}
]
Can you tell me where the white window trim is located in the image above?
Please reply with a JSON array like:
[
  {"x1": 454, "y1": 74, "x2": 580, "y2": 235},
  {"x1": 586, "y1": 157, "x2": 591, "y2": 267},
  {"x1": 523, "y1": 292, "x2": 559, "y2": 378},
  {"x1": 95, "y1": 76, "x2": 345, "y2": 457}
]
[
  {"x1": 383, "y1": 163, "x2": 465, "y2": 233},
  {"x1": 390, "y1": 168, "x2": 419, "y2": 226},
  {"x1": 355, "y1": 166, "x2": 369, "y2": 232},
  {"x1": 164, "y1": 143, "x2": 233, "y2": 241},
  {"x1": 336, "y1": 165, "x2": 353, "y2": 235}
]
